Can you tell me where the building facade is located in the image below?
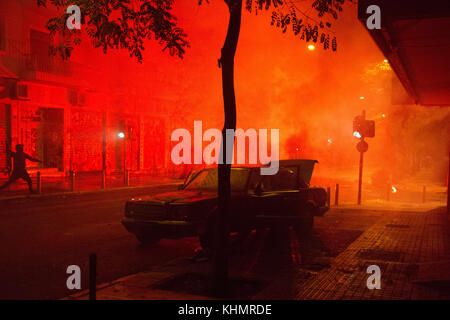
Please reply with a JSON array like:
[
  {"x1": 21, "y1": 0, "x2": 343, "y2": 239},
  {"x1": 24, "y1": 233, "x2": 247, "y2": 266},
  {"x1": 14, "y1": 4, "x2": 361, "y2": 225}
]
[{"x1": 0, "y1": 0, "x2": 170, "y2": 177}]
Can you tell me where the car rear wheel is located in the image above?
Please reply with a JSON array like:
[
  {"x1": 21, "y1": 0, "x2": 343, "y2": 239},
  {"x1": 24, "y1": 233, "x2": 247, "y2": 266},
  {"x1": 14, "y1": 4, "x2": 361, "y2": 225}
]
[
  {"x1": 136, "y1": 234, "x2": 160, "y2": 245},
  {"x1": 199, "y1": 216, "x2": 215, "y2": 251}
]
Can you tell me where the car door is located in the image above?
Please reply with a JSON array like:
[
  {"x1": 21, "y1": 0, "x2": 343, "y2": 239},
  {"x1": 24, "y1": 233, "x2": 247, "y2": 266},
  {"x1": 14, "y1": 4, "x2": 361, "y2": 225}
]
[
  {"x1": 265, "y1": 166, "x2": 300, "y2": 217},
  {"x1": 248, "y1": 166, "x2": 299, "y2": 226}
]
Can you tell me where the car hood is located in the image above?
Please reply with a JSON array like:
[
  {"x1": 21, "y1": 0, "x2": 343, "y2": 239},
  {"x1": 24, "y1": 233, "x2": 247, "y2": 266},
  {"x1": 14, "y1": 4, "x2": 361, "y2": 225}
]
[{"x1": 128, "y1": 190, "x2": 218, "y2": 205}]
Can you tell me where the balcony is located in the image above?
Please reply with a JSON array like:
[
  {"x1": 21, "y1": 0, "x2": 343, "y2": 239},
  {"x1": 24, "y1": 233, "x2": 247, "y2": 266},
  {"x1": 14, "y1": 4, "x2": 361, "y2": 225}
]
[
  {"x1": 3, "y1": 38, "x2": 73, "y2": 80},
  {"x1": 2, "y1": 38, "x2": 104, "y2": 90}
]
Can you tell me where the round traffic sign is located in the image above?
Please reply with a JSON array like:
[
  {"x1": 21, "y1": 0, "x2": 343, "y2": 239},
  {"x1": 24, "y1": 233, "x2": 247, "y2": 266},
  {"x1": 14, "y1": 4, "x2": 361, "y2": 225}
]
[{"x1": 357, "y1": 140, "x2": 369, "y2": 153}]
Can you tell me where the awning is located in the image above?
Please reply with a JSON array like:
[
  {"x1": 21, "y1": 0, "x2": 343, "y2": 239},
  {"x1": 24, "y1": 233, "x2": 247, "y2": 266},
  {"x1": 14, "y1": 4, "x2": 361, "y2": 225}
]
[
  {"x1": 0, "y1": 63, "x2": 18, "y2": 80},
  {"x1": 358, "y1": 0, "x2": 450, "y2": 106}
]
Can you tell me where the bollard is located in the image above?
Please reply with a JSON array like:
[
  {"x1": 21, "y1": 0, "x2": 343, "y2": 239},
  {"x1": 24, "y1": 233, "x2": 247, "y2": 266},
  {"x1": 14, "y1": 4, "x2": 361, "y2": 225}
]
[
  {"x1": 101, "y1": 169, "x2": 106, "y2": 189},
  {"x1": 335, "y1": 184, "x2": 339, "y2": 206},
  {"x1": 422, "y1": 186, "x2": 426, "y2": 203},
  {"x1": 89, "y1": 253, "x2": 97, "y2": 300},
  {"x1": 36, "y1": 171, "x2": 41, "y2": 194},
  {"x1": 70, "y1": 170, "x2": 75, "y2": 192},
  {"x1": 124, "y1": 170, "x2": 130, "y2": 186},
  {"x1": 327, "y1": 186, "x2": 331, "y2": 207}
]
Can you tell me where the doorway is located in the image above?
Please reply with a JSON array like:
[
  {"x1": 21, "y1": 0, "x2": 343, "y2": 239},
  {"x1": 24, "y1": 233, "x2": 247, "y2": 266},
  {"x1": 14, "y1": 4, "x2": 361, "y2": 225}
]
[
  {"x1": 0, "y1": 104, "x2": 11, "y2": 173},
  {"x1": 38, "y1": 107, "x2": 64, "y2": 170}
]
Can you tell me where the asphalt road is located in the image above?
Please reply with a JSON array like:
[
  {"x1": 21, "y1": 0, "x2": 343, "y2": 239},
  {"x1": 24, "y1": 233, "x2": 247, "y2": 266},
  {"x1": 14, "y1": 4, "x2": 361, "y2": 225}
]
[{"x1": 0, "y1": 185, "x2": 199, "y2": 300}]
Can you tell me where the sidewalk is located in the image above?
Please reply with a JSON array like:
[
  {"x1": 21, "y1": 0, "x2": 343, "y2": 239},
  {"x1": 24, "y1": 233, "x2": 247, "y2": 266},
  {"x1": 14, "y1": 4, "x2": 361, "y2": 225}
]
[
  {"x1": 295, "y1": 205, "x2": 450, "y2": 299},
  {"x1": 0, "y1": 171, "x2": 183, "y2": 200},
  {"x1": 66, "y1": 203, "x2": 450, "y2": 300}
]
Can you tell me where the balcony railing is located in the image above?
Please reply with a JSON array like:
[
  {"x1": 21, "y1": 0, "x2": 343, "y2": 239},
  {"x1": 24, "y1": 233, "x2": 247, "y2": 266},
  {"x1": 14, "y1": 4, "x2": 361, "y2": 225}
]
[{"x1": 5, "y1": 38, "x2": 72, "y2": 76}]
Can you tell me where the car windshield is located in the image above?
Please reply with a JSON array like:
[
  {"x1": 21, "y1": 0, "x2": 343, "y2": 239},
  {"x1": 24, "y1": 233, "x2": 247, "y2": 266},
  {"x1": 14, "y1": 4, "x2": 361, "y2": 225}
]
[{"x1": 184, "y1": 168, "x2": 250, "y2": 192}]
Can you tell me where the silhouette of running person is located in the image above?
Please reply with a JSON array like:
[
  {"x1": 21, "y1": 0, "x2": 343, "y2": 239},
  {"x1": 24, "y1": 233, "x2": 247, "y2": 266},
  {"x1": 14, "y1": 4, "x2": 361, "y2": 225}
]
[{"x1": 0, "y1": 144, "x2": 42, "y2": 193}]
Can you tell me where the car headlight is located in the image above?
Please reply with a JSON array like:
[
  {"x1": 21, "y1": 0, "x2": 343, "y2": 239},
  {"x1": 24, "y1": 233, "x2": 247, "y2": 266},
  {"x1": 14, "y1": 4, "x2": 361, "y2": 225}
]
[{"x1": 125, "y1": 202, "x2": 133, "y2": 217}]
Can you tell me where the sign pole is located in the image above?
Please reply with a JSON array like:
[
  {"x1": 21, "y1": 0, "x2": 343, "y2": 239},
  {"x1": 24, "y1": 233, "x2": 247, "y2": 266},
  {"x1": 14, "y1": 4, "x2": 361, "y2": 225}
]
[
  {"x1": 358, "y1": 144, "x2": 364, "y2": 205},
  {"x1": 357, "y1": 110, "x2": 366, "y2": 206}
]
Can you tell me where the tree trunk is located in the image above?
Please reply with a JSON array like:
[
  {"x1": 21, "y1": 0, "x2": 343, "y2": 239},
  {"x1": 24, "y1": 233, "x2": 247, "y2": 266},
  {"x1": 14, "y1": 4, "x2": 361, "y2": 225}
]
[
  {"x1": 213, "y1": 0, "x2": 242, "y2": 297},
  {"x1": 447, "y1": 138, "x2": 450, "y2": 218}
]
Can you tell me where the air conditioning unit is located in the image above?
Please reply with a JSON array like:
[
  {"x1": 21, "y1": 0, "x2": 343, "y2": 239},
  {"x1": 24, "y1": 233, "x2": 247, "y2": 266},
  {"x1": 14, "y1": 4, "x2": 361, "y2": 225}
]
[
  {"x1": 9, "y1": 83, "x2": 28, "y2": 100},
  {"x1": 67, "y1": 88, "x2": 87, "y2": 106},
  {"x1": 17, "y1": 84, "x2": 28, "y2": 99},
  {"x1": 78, "y1": 92, "x2": 86, "y2": 106},
  {"x1": 67, "y1": 88, "x2": 78, "y2": 106}
]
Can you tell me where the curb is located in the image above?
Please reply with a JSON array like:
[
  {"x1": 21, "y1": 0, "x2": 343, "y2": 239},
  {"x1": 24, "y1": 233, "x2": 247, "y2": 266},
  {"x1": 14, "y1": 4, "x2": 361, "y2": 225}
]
[{"x1": 0, "y1": 181, "x2": 183, "y2": 203}]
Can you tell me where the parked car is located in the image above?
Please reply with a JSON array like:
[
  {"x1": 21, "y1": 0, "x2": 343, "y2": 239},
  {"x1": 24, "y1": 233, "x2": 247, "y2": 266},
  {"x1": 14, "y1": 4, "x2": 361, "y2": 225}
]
[{"x1": 122, "y1": 159, "x2": 329, "y2": 247}]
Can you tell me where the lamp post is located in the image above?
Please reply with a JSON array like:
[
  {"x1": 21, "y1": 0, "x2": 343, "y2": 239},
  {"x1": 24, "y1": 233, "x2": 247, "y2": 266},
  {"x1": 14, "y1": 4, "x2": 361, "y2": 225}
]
[
  {"x1": 118, "y1": 131, "x2": 127, "y2": 185},
  {"x1": 101, "y1": 113, "x2": 106, "y2": 189}
]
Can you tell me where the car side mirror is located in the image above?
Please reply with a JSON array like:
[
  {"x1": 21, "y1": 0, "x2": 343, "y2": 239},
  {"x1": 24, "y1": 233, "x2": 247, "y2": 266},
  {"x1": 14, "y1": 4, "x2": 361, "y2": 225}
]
[{"x1": 254, "y1": 183, "x2": 263, "y2": 196}]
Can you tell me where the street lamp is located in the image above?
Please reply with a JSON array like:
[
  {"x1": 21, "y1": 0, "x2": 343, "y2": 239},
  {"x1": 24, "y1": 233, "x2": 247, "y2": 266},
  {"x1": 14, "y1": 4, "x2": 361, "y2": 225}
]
[
  {"x1": 118, "y1": 131, "x2": 127, "y2": 184},
  {"x1": 307, "y1": 44, "x2": 315, "y2": 51}
]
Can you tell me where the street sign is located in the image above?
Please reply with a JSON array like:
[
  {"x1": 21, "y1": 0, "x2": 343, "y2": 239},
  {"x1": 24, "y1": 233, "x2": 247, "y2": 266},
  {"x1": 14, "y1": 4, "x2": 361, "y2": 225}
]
[
  {"x1": 353, "y1": 116, "x2": 375, "y2": 138},
  {"x1": 357, "y1": 140, "x2": 369, "y2": 153},
  {"x1": 353, "y1": 110, "x2": 375, "y2": 205}
]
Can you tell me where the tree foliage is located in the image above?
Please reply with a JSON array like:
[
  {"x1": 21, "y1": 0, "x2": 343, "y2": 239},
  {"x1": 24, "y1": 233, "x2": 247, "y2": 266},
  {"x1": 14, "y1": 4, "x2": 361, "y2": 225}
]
[
  {"x1": 200, "y1": 0, "x2": 346, "y2": 51},
  {"x1": 39, "y1": 0, "x2": 346, "y2": 62},
  {"x1": 37, "y1": 0, "x2": 189, "y2": 62}
]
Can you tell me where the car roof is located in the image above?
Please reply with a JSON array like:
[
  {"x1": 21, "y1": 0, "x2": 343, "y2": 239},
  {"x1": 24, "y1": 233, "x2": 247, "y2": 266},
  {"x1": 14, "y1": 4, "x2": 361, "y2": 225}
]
[
  {"x1": 203, "y1": 159, "x2": 318, "y2": 170},
  {"x1": 191, "y1": 159, "x2": 318, "y2": 186}
]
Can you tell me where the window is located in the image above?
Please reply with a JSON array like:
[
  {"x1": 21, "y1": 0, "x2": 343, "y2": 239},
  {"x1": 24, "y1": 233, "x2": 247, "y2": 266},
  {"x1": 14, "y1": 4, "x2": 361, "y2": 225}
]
[
  {"x1": 248, "y1": 169, "x2": 261, "y2": 191},
  {"x1": 0, "y1": 16, "x2": 5, "y2": 51},
  {"x1": 30, "y1": 29, "x2": 51, "y2": 57},
  {"x1": 30, "y1": 29, "x2": 52, "y2": 71},
  {"x1": 261, "y1": 167, "x2": 298, "y2": 191},
  {"x1": 184, "y1": 168, "x2": 250, "y2": 192}
]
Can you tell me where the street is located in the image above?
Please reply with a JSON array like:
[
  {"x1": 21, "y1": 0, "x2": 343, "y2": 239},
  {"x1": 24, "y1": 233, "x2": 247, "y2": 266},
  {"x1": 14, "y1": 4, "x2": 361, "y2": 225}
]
[
  {"x1": 0, "y1": 183, "x2": 387, "y2": 300},
  {"x1": 1, "y1": 182, "x2": 448, "y2": 300},
  {"x1": 0, "y1": 185, "x2": 199, "y2": 300}
]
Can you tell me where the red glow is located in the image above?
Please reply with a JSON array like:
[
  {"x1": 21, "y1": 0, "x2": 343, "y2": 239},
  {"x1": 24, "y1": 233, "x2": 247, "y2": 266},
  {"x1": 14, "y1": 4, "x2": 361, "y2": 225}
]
[{"x1": 0, "y1": 0, "x2": 448, "y2": 204}]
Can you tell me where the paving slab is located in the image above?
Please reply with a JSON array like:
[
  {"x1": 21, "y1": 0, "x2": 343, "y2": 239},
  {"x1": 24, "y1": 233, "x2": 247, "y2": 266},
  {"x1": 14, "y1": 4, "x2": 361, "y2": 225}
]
[{"x1": 296, "y1": 206, "x2": 450, "y2": 299}]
